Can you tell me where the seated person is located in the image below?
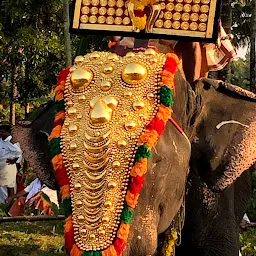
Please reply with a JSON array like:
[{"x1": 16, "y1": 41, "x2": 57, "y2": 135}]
[
  {"x1": 108, "y1": 23, "x2": 237, "y2": 84},
  {"x1": 7, "y1": 177, "x2": 59, "y2": 216}
]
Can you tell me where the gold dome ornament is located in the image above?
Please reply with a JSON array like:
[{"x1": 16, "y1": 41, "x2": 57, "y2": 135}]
[
  {"x1": 103, "y1": 65, "x2": 114, "y2": 74},
  {"x1": 100, "y1": 81, "x2": 112, "y2": 91},
  {"x1": 70, "y1": 67, "x2": 93, "y2": 89},
  {"x1": 122, "y1": 63, "x2": 147, "y2": 85},
  {"x1": 74, "y1": 56, "x2": 84, "y2": 64},
  {"x1": 133, "y1": 100, "x2": 145, "y2": 110},
  {"x1": 67, "y1": 107, "x2": 77, "y2": 116},
  {"x1": 90, "y1": 96, "x2": 118, "y2": 124},
  {"x1": 144, "y1": 48, "x2": 156, "y2": 56},
  {"x1": 124, "y1": 120, "x2": 137, "y2": 131},
  {"x1": 108, "y1": 181, "x2": 117, "y2": 189}
]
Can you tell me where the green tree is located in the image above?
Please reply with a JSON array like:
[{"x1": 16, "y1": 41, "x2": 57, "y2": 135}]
[{"x1": 0, "y1": 0, "x2": 66, "y2": 121}]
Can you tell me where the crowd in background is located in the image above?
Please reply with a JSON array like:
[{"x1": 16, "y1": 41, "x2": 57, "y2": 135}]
[{"x1": 0, "y1": 124, "x2": 58, "y2": 216}]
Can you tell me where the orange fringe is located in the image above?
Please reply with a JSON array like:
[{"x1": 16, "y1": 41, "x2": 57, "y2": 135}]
[
  {"x1": 156, "y1": 104, "x2": 173, "y2": 123},
  {"x1": 125, "y1": 191, "x2": 139, "y2": 209},
  {"x1": 70, "y1": 244, "x2": 83, "y2": 256},
  {"x1": 162, "y1": 69, "x2": 173, "y2": 79},
  {"x1": 64, "y1": 215, "x2": 73, "y2": 233},
  {"x1": 55, "y1": 111, "x2": 65, "y2": 122},
  {"x1": 162, "y1": 75, "x2": 175, "y2": 88},
  {"x1": 130, "y1": 159, "x2": 148, "y2": 177},
  {"x1": 52, "y1": 154, "x2": 64, "y2": 171},
  {"x1": 138, "y1": 129, "x2": 159, "y2": 149},
  {"x1": 117, "y1": 222, "x2": 130, "y2": 242},
  {"x1": 61, "y1": 184, "x2": 71, "y2": 200},
  {"x1": 48, "y1": 125, "x2": 62, "y2": 140},
  {"x1": 102, "y1": 245, "x2": 118, "y2": 256}
]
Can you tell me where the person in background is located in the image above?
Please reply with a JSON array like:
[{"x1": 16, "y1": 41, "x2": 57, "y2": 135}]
[
  {"x1": 0, "y1": 124, "x2": 22, "y2": 200},
  {"x1": 7, "y1": 177, "x2": 59, "y2": 216}
]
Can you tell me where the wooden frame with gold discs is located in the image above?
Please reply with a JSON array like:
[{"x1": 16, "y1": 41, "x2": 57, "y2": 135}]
[
  {"x1": 71, "y1": 0, "x2": 221, "y2": 42},
  {"x1": 61, "y1": 50, "x2": 166, "y2": 251}
]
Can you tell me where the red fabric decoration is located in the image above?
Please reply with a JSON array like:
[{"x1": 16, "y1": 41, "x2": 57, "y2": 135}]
[
  {"x1": 55, "y1": 167, "x2": 69, "y2": 187},
  {"x1": 108, "y1": 41, "x2": 117, "y2": 48},
  {"x1": 64, "y1": 229, "x2": 75, "y2": 253},
  {"x1": 54, "y1": 118, "x2": 64, "y2": 127},
  {"x1": 129, "y1": 175, "x2": 145, "y2": 194},
  {"x1": 134, "y1": 10, "x2": 145, "y2": 17},
  {"x1": 57, "y1": 68, "x2": 70, "y2": 86},
  {"x1": 114, "y1": 238, "x2": 126, "y2": 255},
  {"x1": 164, "y1": 57, "x2": 178, "y2": 74},
  {"x1": 146, "y1": 117, "x2": 165, "y2": 135}
]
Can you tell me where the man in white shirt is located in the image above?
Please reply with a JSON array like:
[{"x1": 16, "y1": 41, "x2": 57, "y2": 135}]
[
  {"x1": 0, "y1": 124, "x2": 22, "y2": 199},
  {"x1": 7, "y1": 177, "x2": 59, "y2": 216}
]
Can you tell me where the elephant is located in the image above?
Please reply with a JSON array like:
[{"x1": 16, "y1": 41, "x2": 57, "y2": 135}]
[
  {"x1": 11, "y1": 68, "x2": 256, "y2": 255},
  {"x1": 176, "y1": 78, "x2": 256, "y2": 256},
  {"x1": 12, "y1": 60, "x2": 198, "y2": 255}
]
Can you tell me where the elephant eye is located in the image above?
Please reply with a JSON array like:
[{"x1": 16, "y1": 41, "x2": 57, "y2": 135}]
[
  {"x1": 122, "y1": 62, "x2": 148, "y2": 85},
  {"x1": 70, "y1": 67, "x2": 93, "y2": 90}
]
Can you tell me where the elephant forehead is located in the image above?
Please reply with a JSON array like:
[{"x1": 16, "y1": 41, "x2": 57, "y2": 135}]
[{"x1": 60, "y1": 51, "x2": 168, "y2": 251}]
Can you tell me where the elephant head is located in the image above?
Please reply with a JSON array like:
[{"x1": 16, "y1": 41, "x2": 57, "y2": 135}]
[
  {"x1": 190, "y1": 78, "x2": 256, "y2": 191},
  {"x1": 11, "y1": 102, "x2": 58, "y2": 189},
  {"x1": 176, "y1": 78, "x2": 256, "y2": 256},
  {"x1": 12, "y1": 50, "x2": 201, "y2": 255}
]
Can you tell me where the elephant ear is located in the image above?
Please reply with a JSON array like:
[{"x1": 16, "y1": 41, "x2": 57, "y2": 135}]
[
  {"x1": 12, "y1": 121, "x2": 58, "y2": 190},
  {"x1": 192, "y1": 79, "x2": 256, "y2": 191}
]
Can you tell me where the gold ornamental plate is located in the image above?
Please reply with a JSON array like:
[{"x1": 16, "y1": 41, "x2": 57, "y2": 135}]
[
  {"x1": 61, "y1": 51, "x2": 166, "y2": 250},
  {"x1": 71, "y1": 0, "x2": 221, "y2": 42}
]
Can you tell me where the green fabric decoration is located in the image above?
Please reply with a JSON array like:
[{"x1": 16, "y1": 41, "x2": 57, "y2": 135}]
[
  {"x1": 159, "y1": 86, "x2": 174, "y2": 107},
  {"x1": 49, "y1": 138, "x2": 61, "y2": 157},
  {"x1": 81, "y1": 251, "x2": 102, "y2": 256},
  {"x1": 121, "y1": 204, "x2": 135, "y2": 224},
  {"x1": 63, "y1": 198, "x2": 72, "y2": 218},
  {"x1": 134, "y1": 144, "x2": 151, "y2": 163},
  {"x1": 55, "y1": 99, "x2": 65, "y2": 112}
]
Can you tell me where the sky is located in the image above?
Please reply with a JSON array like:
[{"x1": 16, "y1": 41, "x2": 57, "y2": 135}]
[{"x1": 236, "y1": 46, "x2": 248, "y2": 59}]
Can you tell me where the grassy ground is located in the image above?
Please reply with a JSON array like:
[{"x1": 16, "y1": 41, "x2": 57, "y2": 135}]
[
  {"x1": 0, "y1": 221, "x2": 255, "y2": 255},
  {"x1": 0, "y1": 221, "x2": 65, "y2": 256}
]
